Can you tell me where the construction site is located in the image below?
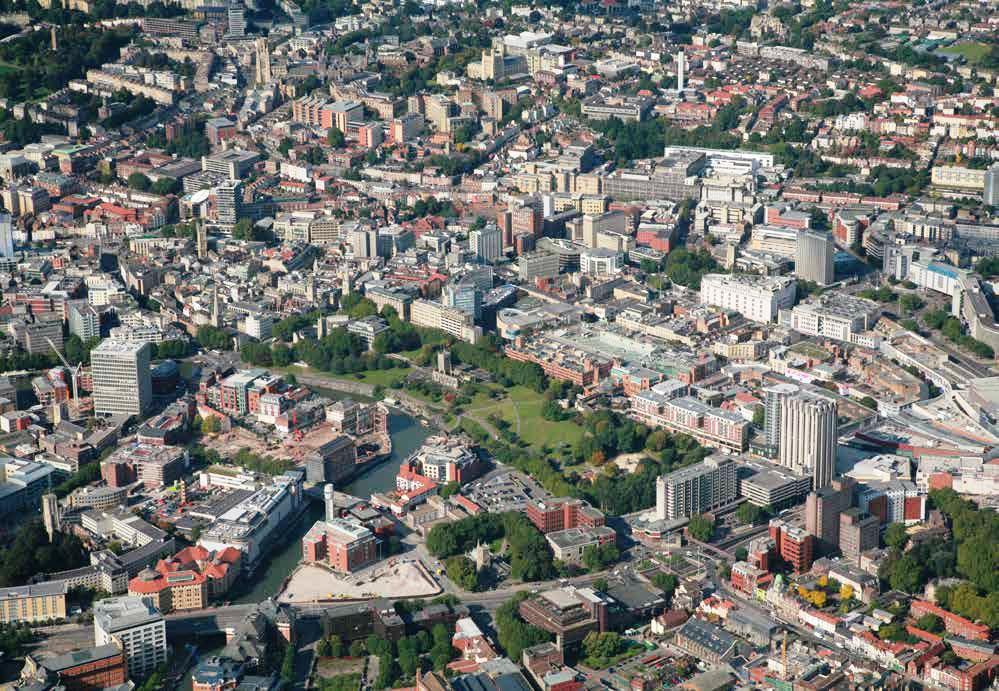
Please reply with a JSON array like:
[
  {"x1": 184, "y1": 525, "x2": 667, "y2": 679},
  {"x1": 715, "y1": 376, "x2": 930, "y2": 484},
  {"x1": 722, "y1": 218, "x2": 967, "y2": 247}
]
[{"x1": 279, "y1": 559, "x2": 440, "y2": 604}]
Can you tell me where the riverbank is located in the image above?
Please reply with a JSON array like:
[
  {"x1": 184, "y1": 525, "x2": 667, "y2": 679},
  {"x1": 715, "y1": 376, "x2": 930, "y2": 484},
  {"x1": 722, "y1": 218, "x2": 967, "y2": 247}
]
[{"x1": 231, "y1": 411, "x2": 433, "y2": 604}]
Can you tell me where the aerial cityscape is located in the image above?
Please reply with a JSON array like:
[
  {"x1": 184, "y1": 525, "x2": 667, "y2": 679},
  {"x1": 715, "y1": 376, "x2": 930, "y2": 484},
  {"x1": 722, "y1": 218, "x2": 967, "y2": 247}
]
[{"x1": 0, "y1": 0, "x2": 994, "y2": 689}]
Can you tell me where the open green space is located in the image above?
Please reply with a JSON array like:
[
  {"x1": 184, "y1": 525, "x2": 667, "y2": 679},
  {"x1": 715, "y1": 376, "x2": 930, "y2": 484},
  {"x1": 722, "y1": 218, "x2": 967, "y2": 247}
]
[
  {"x1": 463, "y1": 385, "x2": 586, "y2": 448},
  {"x1": 939, "y1": 42, "x2": 992, "y2": 64},
  {"x1": 282, "y1": 364, "x2": 412, "y2": 389}
]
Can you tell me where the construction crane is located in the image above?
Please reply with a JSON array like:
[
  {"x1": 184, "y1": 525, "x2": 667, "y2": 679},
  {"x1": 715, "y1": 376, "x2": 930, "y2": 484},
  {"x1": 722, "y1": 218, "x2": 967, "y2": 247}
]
[{"x1": 46, "y1": 337, "x2": 81, "y2": 401}]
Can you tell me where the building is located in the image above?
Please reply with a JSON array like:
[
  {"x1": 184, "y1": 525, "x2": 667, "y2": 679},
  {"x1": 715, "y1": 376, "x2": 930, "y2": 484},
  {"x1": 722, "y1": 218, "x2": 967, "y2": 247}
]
[
  {"x1": 672, "y1": 618, "x2": 738, "y2": 664},
  {"x1": 769, "y1": 518, "x2": 814, "y2": 573},
  {"x1": 410, "y1": 299, "x2": 481, "y2": 343},
  {"x1": 301, "y1": 517, "x2": 378, "y2": 574},
  {"x1": 763, "y1": 383, "x2": 799, "y2": 452},
  {"x1": 699, "y1": 273, "x2": 796, "y2": 323},
  {"x1": 90, "y1": 340, "x2": 152, "y2": 417},
  {"x1": 68, "y1": 300, "x2": 100, "y2": 340},
  {"x1": 909, "y1": 599, "x2": 990, "y2": 641},
  {"x1": 527, "y1": 497, "x2": 604, "y2": 534},
  {"x1": 198, "y1": 472, "x2": 304, "y2": 569},
  {"x1": 787, "y1": 294, "x2": 880, "y2": 343},
  {"x1": 0, "y1": 213, "x2": 13, "y2": 257},
  {"x1": 632, "y1": 393, "x2": 748, "y2": 453},
  {"x1": 226, "y1": 2, "x2": 246, "y2": 36},
  {"x1": 214, "y1": 180, "x2": 243, "y2": 226},
  {"x1": 21, "y1": 644, "x2": 127, "y2": 690},
  {"x1": 546, "y1": 526, "x2": 616, "y2": 565},
  {"x1": 518, "y1": 587, "x2": 608, "y2": 650},
  {"x1": 805, "y1": 477, "x2": 855, "y2": 552},
  {"x1": 470, "y1": 225, "x2": 503, "y2": 263},
  {"x1": 656, "y1": 456, "x2": 737, "y2": 521},
  {"x1": 202, "y1": 150, "x2": 259, "y2": 180},
  {"x1": 0, "y1": 459, "x2": 54, "y2": 517},
  {"x1": 0, "y1": 582, "x2": 67, "y2": 624},
  {"x1": 101, "y1": 443, "x2": 187, "y2": 489},
  {"x1": 796, "y1": 229, "x2": 835, "y2": 285},
  {"x1": 779, "y1": 393, "x2": 836, "y2": 490},
  {"x1": 985, "y1": 164, "x2": 999, "y2": 207},
  {"x1": 94, "y1": 596, "x2": 167, "y2": 680},
  {"x1": 930, "y1": 165, "x2": 987, "y2": 192},
  {"x1": 303, "y1": 435, "x2": 357, "y2": 484},
  {"x1": 42, "y1": 492, "x2": 60, "y2": 542},
  {"x1": 838, "y1": 508, "x2": 879, "y2": 563}
]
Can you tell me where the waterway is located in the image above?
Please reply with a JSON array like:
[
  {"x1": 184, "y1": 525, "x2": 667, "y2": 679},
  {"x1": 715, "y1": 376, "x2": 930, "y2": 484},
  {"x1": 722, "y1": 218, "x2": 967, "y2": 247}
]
[{"x1": 231, "y1": 411, "x2": 431, "y2": 604}]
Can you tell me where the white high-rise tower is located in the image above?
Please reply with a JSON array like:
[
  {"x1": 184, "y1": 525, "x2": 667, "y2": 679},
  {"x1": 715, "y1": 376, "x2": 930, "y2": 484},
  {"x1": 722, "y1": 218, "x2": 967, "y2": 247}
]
[
  {"x1": 676, "y1": 50, "x2": 686, "y2": 93},
  {"x1": 779, "y1": 393, "x2": 837, "y2": 490}
]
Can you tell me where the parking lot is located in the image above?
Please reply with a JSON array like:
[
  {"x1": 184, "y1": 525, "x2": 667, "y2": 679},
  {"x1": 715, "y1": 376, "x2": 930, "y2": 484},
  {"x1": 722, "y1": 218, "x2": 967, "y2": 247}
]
[{"x1": 462, "y1": 469, "x2": 550, "y2": 513}]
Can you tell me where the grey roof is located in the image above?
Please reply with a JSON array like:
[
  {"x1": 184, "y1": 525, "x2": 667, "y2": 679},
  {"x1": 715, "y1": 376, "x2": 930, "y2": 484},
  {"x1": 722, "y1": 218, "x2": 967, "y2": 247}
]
[{"x1": 40, "y1": 644, "x2": 122, "y2": 672}]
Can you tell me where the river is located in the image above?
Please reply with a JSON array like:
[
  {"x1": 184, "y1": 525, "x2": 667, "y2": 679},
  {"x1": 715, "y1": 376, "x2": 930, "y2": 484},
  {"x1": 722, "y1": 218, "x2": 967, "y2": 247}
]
[{"x1": 231, "y1": 410, "x2": 431, "y2": 604}]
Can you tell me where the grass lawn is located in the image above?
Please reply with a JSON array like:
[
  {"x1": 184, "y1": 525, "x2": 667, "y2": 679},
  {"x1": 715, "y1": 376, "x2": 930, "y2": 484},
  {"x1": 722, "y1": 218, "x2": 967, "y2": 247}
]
[
  {"x1": 346, "y1": 367, "x2": 412, "y2": 387},
  {"x1": 940, "y1": 42, "x2": 992, "y2": 64},
  {"x1": 463, "y1": 385, "x2": 586, "y2": 448},
  {"x1": 281, "y1": 364, "x2": 411, "y2": 388}
]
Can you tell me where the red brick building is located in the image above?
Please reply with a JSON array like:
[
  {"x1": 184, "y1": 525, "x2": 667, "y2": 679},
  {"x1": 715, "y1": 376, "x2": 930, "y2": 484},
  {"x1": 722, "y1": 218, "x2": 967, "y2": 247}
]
[
  {"x1": 302, "y1": 517, "x2": 378, "y2": 574},
  {"x1": 526, "y1": 498, "x2": 605, "y2": 534},
  {"x1": 769, "y1": 519, "x2": 814, "y2": 573},
  {"x1": 24, "y1": 644, "x2": 127, "y2": 690},
  {"x1": 909, "y1": 600, "x2": 990, "y2": 641}
]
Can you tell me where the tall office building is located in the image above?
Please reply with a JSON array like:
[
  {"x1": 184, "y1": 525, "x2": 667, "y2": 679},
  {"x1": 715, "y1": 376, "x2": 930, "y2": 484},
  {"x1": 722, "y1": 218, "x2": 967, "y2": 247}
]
[
  {"x1": 763, "y1": 383, "x2": 799, "y2": 450},
  {"x1": 0, "y1": 213, "x2": 13, "y2": 258},
  {"x1": 655, "y1": 456, "x2": 737, "y2": 521},
  {"x1": 443, "y1": 280, "x2": 481, "y2": 320},
  {"x1": 985, "y1": 163, "x2": 999, "y2": 207},
  {"x1": 91, "y1": 340, "x2": 152, "y2": 418},
  {"x1": 94, "y1": 596, "x2": 167, "y2": 680},
  {"x1": 68, "y1": 300, "x2": 100, "y2": 341},
  {"x1": 779, "y1": 393, "x2": 837, "y2": 490},
  {"x1": 795, "y1": 229, "x2": 835, "y2": 285},
  {"x1": 214, "y1": 181, "x2": 243, "y2": 226},
  {"x1": 227, "y1": 2, "x2": 247, "y2": 37},
  {"x1": 805, "y1": 477, "x2": 855, "y2": 553},
  {"x1": 470, "y1": 225, "x2": 503, "y2": 263},
  {"x1": 676, "y1": 50, "x2": 686, "y2": 92}
]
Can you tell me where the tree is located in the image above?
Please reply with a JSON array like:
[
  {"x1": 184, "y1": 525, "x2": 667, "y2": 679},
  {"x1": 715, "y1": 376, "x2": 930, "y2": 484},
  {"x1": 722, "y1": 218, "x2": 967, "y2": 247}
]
[
  {"x1": 327, "y1": 127, "x2": 345, "y2": 147},
  {"x1": 687, "y1": 514, "x2": 714, "y2": 542},
  {"x1": 884, "y1": 523, "x2": 909, "y2": 550},
  {"x1": 582, "y1": 631, "x2": 625, "y2": 667},
  {"x1": 201, "y1": 416, "x2": 220, "y2": 435},
  {"x1": 196, "y1": 325, "x2": 232, "y2": 351},
  {"x1": 232, "y1": 218, "x2": 260, "y2": 241},
  {"x1": 127, "y1": 172, "x2": 151, "y2": 191},
  {"x1": 916, "y1": 613, "x2": 943, "y2": 633},
  {"x1": 889, "y1": 552, "x2": 925, "y2": 593},
  {"x1": 375, "y1": 653, "x2": 399, "y2": 689},
  {"x1": 439, "y1": 481, "x2": 461, "y2": 499},
  {"x1": 495, "y1": 592, "x2": 551, "y2": 661},
  {"x1": 430, "y1": 623, "x2": 453, "y2": 671},
  {"x1": 280, "y1": 644, "x2": 295, "y2": 683},
  {"x1": 582, "y1": 542, "x2": 620, "y2": 572},
  {"x1": 316, "y1": 637, "x2": 331, "y2": 657},
  {"x1": 445, "y1": 555, "x2": 480, "y2": 592},
  {"x1": 650, "y1": 572, "x2": 678, "y2": 600},
  {"x1": 151, "y1": 176, "x2": 179, "y2": 195},
  {"x1": 348, "y1": 640, "x2": 366, "y2": 657},
  {"x1": 737, "y1": 503, "x2": 764, "y2": 525}
]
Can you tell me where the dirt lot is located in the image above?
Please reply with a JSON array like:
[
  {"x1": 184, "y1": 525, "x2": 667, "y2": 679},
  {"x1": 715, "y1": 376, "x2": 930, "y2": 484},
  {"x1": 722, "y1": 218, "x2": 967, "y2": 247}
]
[
  {"x1": 279, "y1": 560, "x2": 440, "y2": 604},
  {"x1": 202, "y1": 422, "x2": 345, "y2": 464}
]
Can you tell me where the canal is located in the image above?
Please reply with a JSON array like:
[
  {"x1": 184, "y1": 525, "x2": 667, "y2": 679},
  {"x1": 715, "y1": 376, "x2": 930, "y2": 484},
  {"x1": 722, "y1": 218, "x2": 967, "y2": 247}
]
[{"x1": 231, "y1": 411, "x2": 431, "y2": 604}]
